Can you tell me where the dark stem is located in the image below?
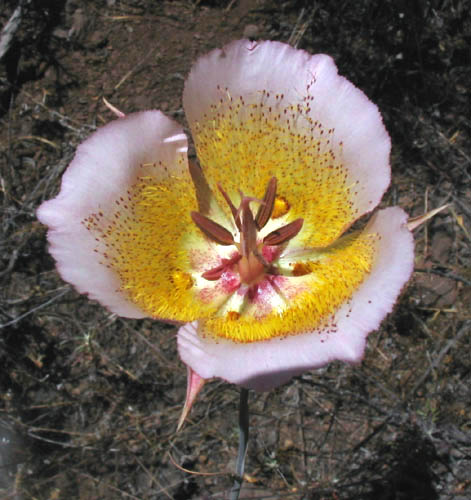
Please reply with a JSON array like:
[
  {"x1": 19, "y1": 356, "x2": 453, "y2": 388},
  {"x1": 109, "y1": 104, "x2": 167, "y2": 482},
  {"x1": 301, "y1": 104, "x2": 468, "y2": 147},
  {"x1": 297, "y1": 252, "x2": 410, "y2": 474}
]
[{"x1": 229, "y1": 387, "x2": 250, "y2": 500}]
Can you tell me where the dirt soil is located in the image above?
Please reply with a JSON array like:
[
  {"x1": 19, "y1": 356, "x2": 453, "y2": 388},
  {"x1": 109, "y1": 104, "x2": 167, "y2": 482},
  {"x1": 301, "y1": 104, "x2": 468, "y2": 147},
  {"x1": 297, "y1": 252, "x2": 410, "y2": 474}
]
[{"x1": 0, "y1": 0, "x2": 470, "y2": 499}]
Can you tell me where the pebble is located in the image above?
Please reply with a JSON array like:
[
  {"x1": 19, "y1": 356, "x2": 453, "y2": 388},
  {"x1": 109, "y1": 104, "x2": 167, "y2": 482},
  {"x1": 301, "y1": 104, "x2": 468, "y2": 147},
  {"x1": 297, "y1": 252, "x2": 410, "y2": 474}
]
[{"x1": 243, "y1": 24, "x2": 259, "y2": 40}]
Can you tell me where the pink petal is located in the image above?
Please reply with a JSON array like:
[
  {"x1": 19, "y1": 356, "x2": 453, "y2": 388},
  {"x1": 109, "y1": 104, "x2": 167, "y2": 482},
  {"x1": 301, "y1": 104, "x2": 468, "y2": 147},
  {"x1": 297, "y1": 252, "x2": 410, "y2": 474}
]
[
  {"x1": 37, "y1": 111, "x2": 189, "y2": 318},
  {"x1": 177, "y1": 207, "x2": 414, "y2": 391},
  {"x1": 183, "y1": 39, "x2": 390, "y2": 220}
]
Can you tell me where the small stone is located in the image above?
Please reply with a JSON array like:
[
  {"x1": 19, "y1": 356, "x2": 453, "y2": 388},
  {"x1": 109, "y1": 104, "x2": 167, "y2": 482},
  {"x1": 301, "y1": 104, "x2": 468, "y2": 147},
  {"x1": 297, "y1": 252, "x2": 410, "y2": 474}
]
[
  {"x1": 243, "y1": 24, "x2": 259, "y2": 40},
  {"x1": 431, "y1": 231, "x2": 453, "y2": 265},
  {"x1": 87, "y1": 31, "x2": 107, "y2": 48},
  {"x1": 414, "y1": 273, "x2": 457, "y2": 308},
  {"x1": 52, "y1": 28, "x2": 69, "y2": 39},
  {"x1": 68, "y1": 9, "x2": 88, "y2": 41}
]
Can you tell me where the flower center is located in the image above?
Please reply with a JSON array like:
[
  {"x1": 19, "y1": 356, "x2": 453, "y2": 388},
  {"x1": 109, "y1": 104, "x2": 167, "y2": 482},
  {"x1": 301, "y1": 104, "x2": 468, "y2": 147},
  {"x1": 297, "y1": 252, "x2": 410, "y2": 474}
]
[{"x1": 190, "y1": 177, "x2": 304, "y2": 287}]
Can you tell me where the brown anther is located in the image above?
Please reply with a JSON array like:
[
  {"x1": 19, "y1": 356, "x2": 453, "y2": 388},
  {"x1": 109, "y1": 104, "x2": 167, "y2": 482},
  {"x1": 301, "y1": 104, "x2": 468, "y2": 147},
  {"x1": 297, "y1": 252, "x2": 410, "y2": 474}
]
[
  {"x1": 202, "y1": 266, "x2": 225, "y2": 281},
  {"x1": 263, "y1": 218, "x2": 304, "y2": 246},
  {"x1": 218, "y1": 183, "x2": 241, "y2": 230},
  {"x1": 191, "y1": 211, "x2": 235, "y2": 245},
  {"x1": 255, "y1": 177, "x2": 277, "y2": 230},
  {"x1": 201, "y1": 255, "x2": 242, "y2": 281}
]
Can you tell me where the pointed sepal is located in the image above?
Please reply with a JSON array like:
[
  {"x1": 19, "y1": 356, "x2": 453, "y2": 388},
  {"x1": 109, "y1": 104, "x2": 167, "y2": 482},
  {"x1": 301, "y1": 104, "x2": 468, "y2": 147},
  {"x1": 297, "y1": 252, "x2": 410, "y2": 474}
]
[
  {"x1": 177, "y1": 366, "x2": 206, "y2": 432},
  {"x1": 407, "y1": 204, "x2": 449, "y2": 231}
]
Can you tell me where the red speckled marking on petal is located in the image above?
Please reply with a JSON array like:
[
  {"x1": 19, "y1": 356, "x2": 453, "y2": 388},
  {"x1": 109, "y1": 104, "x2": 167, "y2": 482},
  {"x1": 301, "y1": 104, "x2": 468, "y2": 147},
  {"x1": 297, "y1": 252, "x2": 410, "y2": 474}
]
[
  {"x1": 262, "y1": 245, "x2": 281, "y2": 263},
  {"x1": 220, "y1": 269, "x2": 241, "y2": 293}
]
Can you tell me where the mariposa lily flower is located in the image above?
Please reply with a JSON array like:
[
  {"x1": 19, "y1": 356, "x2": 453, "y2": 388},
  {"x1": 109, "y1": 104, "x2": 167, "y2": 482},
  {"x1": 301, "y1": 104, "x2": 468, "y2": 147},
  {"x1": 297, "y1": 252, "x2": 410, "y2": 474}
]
[{"x1": 38, "y1": 40, "x2": 414, "y2": 401}]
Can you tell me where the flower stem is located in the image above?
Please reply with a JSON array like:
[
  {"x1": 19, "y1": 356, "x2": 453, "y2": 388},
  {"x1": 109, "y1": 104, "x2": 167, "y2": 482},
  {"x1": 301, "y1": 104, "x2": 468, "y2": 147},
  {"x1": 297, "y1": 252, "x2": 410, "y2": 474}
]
[{"x1": 229, "y1": 387, "x2": 250, "y2": 500}]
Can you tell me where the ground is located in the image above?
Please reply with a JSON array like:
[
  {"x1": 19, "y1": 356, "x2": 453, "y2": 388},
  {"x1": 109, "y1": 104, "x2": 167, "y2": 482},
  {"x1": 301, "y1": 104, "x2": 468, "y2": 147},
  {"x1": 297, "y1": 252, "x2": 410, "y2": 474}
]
[{"x1": 0, "y1": 0, "x2": 470, "y2": 499}]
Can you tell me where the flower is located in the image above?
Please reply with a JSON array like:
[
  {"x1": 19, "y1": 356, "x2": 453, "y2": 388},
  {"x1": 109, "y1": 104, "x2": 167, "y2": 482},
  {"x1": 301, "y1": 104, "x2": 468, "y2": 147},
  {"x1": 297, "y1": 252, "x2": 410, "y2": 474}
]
[{"x1": 38, "y1": 40, "x2": 414, "y2": 396}]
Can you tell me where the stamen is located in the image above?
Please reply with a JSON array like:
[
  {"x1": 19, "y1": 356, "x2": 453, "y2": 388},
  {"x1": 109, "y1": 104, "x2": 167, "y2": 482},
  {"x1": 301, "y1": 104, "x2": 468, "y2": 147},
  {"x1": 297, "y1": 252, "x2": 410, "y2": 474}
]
[
  {"x1": 202, "y1": 266, "x2": 226, "y2": 281},
  {"x1": 202, "y1": 255, "x2": 242, "y2": 281},
  {"x1": 189, "y1": 161, "x2": 213, "y2": 215},
  {"x1": 263, "y1": 218, "x2": 304, "y2": 246},
  {"x1": 191, "y1": 211, "x2": 235, "y2": 245},
  {"x1": 255, "y1": 177, "x2": 277, "y2": 230}
]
